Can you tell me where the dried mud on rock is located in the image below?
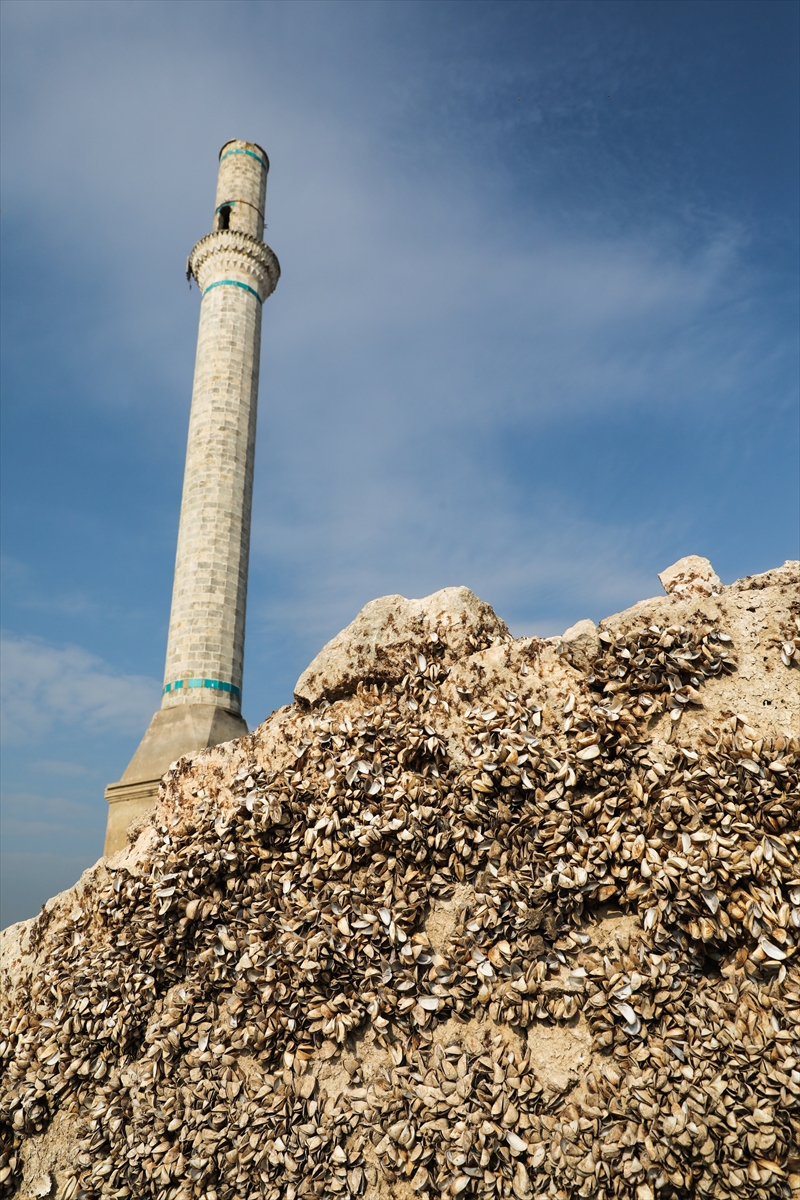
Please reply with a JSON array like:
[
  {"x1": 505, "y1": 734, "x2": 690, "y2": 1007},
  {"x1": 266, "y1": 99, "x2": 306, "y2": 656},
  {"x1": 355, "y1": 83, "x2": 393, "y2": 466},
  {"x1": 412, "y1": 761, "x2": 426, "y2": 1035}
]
[{"x1": 2, "y1": 564, "x2": 799, "y2": 1200}]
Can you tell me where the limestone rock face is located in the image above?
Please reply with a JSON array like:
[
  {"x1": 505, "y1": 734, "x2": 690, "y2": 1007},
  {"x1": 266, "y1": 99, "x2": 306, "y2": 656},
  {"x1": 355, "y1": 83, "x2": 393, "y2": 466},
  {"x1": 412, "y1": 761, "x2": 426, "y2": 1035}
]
[
  {"x1": 2, "y1": 560, "x2": 799, "y2": 1200},
  {"x1": 294, "y1": 585, "x2": 509, "y2": 705},
  {"x1": 658, "y1": 554, "x2": 722, "y2": 596},
  {"x1": 555, "y1": 617, "x2": 600, "y2": 671},
  {"x1": 559, "y1": 618, "x2": 599, "y2": 653}
]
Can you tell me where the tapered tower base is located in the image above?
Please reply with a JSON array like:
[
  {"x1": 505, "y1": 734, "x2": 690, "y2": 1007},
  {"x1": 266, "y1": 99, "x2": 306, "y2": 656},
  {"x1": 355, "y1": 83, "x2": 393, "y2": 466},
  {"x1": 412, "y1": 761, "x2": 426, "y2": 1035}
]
[{"x1": 103, "y1": 705, "x2": 247, "y2": 855}]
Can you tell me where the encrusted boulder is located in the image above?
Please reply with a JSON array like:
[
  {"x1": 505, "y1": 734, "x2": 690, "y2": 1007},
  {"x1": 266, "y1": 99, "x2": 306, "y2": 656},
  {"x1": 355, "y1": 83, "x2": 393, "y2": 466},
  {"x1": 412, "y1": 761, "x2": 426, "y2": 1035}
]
[
  {"x1": 294, "y1": 585, "x2": 509, "y2": 706},
  {"x1": 3, "y1": 560, "x2": 799, "y2": 1200},
  {"x1": 658, "y1": 554, "x2": 722, "y2": 597}
]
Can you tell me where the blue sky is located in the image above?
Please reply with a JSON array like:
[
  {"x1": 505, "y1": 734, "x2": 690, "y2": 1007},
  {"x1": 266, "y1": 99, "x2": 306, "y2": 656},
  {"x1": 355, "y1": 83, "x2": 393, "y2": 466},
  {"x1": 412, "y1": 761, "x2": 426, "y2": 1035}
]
[{"x1": 1, "y1": 0, "x2": 798, "y2": 926}]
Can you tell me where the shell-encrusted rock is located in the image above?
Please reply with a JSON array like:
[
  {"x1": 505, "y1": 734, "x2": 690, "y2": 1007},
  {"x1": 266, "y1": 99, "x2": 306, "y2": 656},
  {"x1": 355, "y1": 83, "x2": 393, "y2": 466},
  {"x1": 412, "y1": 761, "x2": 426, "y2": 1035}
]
[
  {"x1": 658, "y1": 554, "x2": 722, "y2": 597},
  {"x1": 294, "y1": 585, "x2": 509, "y2": 705},
  {"x1": 2, "y1": 561, "x2": 799, "y2": 1200},
  {"x1": 559, "y1": 617, "x2": 600, "y2": 661}
]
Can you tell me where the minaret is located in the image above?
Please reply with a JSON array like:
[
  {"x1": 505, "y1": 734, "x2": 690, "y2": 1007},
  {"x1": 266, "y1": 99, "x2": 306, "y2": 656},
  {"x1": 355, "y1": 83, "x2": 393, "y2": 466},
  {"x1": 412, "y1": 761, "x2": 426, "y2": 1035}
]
[{"x1": 104, "y1": 140, "x2": 280, "y2": 855}]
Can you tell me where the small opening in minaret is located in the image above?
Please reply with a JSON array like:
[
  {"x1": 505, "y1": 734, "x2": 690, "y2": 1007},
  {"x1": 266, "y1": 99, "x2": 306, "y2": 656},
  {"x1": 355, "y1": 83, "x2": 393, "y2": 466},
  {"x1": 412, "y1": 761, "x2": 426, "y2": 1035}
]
[{"x1": 218, "y1": 205, "x2": 232, "y2": 231}]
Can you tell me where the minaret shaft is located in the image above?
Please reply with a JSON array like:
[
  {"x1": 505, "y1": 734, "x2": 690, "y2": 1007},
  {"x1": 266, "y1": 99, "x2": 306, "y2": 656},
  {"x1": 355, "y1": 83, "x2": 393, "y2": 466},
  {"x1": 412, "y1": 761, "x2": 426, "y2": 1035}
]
[
  {"x1": 103, "y1": 141, "x2": 279, "y2": 855},
  {"x1": 162, "y1": 279, "x2": 262, "y2": 713}
]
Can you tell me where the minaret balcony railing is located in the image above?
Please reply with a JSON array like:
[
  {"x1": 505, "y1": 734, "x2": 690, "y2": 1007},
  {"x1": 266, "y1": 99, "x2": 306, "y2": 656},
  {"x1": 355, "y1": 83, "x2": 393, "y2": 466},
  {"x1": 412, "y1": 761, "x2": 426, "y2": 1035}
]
[{"x1": 187, "y1": 228, "x2": 279, "y2": 302}]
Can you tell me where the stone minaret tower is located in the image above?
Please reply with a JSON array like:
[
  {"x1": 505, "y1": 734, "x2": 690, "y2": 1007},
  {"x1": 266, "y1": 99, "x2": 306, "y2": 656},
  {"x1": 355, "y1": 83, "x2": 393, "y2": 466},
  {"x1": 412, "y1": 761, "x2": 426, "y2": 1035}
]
[{"x1": 104, "y1": 140, "x2": 280, "y2": 854}]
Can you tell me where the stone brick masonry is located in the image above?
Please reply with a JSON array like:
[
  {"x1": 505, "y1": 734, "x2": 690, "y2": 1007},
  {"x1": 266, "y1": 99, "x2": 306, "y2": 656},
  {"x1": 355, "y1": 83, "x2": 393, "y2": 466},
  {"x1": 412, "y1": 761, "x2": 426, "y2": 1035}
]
[{"x1": 103, "y1": 141, "x2": 279, "y2": 854}]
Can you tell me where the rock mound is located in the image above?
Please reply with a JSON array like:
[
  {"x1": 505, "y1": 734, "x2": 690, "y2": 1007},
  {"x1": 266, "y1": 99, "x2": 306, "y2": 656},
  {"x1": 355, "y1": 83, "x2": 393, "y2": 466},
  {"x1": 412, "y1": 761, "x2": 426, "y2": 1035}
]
[
  {"x1": 294, "y1": 586, "x2": 509, "y2": 706},
  {"x1": 657, "y1": 556, "x2": 722, "y2": 598},
  {"x1": 2, "y1": 561, "x2": 799, "y2": 1200}
]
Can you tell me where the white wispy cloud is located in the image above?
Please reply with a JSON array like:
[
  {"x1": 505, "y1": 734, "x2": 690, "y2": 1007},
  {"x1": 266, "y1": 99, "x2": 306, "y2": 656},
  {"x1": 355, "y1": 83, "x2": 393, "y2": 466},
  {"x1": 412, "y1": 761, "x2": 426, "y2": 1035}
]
[{"x1": 0, "y1": 634, "x2": 159, "y2": 745}]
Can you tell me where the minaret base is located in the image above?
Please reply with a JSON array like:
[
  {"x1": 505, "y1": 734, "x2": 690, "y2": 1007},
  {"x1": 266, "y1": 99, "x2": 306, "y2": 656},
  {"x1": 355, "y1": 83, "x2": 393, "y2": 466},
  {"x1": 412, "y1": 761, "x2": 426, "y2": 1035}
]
[{"x1": 103, "y1": 704, "x2": 248, "y2": 855}]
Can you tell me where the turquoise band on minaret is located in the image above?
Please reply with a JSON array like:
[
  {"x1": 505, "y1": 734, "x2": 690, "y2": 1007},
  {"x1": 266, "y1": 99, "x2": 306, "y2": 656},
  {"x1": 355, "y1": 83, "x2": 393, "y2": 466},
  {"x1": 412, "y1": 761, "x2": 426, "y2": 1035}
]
[
  {"x1": 162, "y1": 678, "x2": 242, "y2": 697},
  {"x1": 202, "y1": 279, "x2": 262, "y2": 303},
  {"x1": 219, "y1": 147, "x2": 267, "y2": 169}
]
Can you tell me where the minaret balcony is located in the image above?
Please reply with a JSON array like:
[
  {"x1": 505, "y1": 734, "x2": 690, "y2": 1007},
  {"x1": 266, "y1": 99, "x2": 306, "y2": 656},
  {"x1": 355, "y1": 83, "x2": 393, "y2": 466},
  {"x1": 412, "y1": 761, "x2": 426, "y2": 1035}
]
[{"x1": 187, "y1": 229, "x2": 280, "y2": 304}]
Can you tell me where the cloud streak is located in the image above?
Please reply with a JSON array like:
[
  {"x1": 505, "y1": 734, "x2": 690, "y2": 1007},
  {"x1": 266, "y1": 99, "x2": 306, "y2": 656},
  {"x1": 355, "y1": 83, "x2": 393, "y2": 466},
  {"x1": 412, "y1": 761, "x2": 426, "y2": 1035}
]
[{"x1": 0, "y1": 635, "x2": 159, "y2": 745}]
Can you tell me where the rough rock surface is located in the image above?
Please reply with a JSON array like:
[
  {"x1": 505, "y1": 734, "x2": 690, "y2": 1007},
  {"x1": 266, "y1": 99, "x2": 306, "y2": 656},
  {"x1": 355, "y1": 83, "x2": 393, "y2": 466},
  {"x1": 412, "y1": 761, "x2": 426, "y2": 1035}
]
[
  {"x1": 293, "y1": 587, "x2": 509, "y2": 706},
  {"x1": 2, "y1": 560, "x2": 799, "y2": 1200},
  {"x1": 657, "y1": 557, "x2": 722, "y2": 599}
]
